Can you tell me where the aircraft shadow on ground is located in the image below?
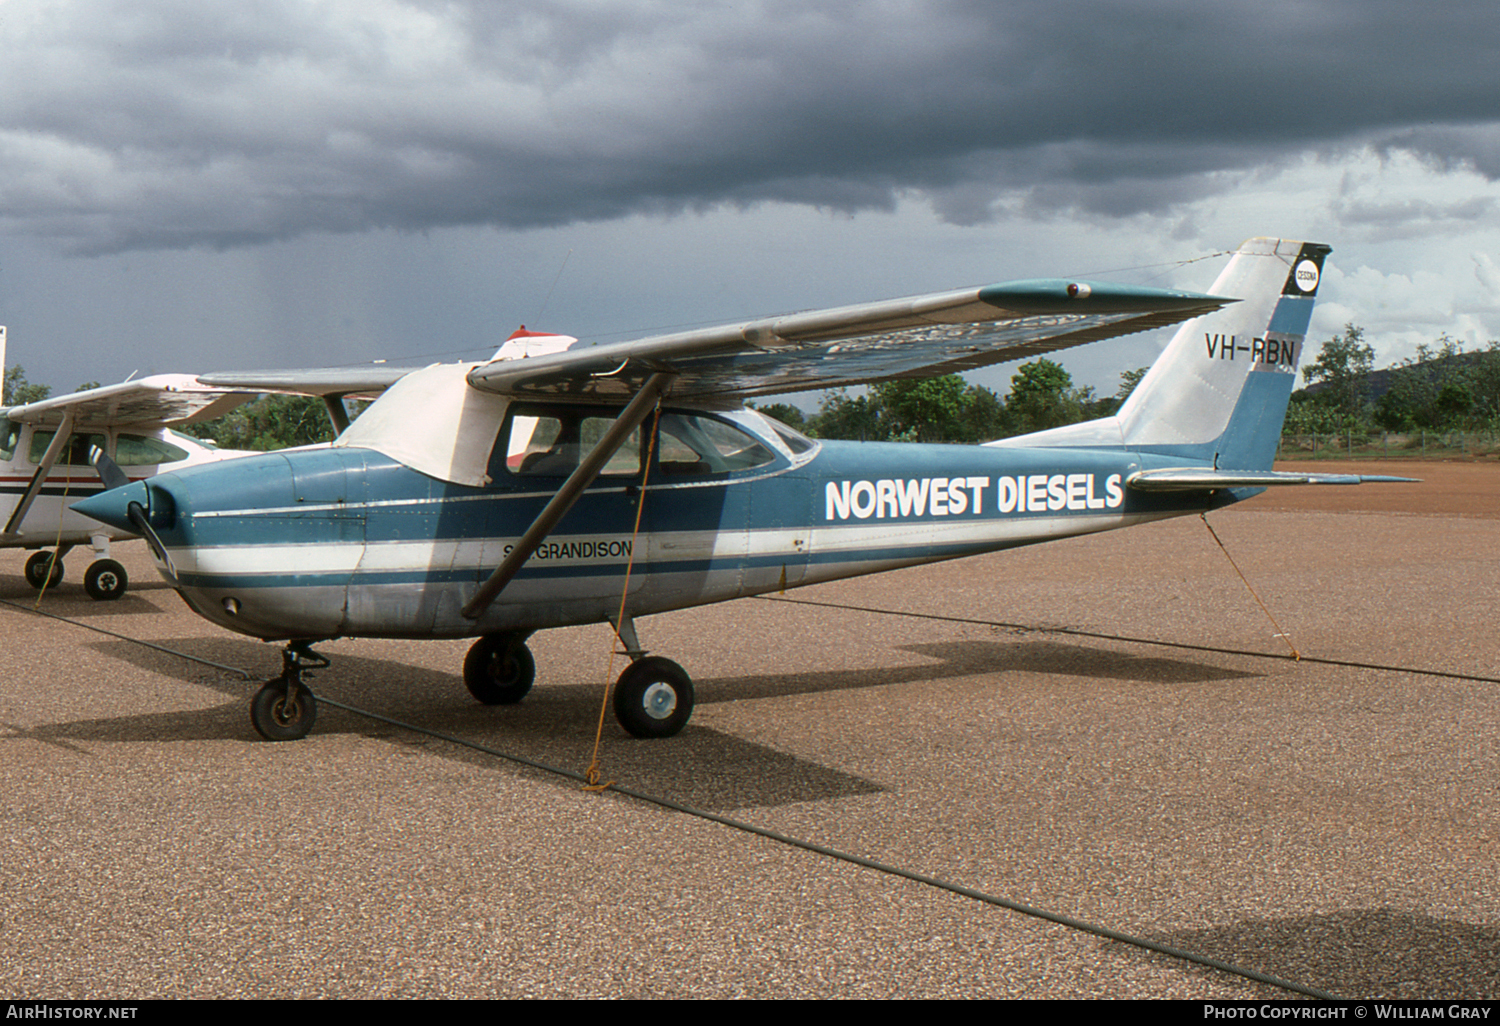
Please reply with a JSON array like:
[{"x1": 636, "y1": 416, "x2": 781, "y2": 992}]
[
  {"x1": 1141, "y1": 908, "x2": 1500, "y2": 999},
  {"x1": 25, "y1": 636, "x2": 884, "y2": 810},
  {"x1": 695, "y1": 639, "x2": 1262, "y2": 703},
  {"x1": 21, "y1": 633, "x2": 1261, "y2": 810}
]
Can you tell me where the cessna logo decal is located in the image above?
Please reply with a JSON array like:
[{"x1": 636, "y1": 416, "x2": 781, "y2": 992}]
[
  {"x1": 1294, "y1": 259, "x2": 1320, "y2": 293},
  {"x1": 825, "y1": 473, "x2": 1122, "y2": 521}
]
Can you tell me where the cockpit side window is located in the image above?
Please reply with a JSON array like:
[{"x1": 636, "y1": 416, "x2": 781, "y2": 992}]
[
  {"x1": 655, "y1": 413, "x2": 777, "y2": 475},
  {"x1": 0, "y1": 419, "x2": 21, "y2": 461},
  {"x1": 28, "y1": 430, "x2": 108, "y2": 466}
]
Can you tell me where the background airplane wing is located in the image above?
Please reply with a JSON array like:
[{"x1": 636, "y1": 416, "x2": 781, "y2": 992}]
[
  {"x1": 194, "y1": 365, "x2": 421, "y2": 398},
  {"x1": 2, "y1": 374, "x2": 261, "y2": 428},
  {"x1": 465, "y1": 279, "x2": 1232, "y2": 400}
]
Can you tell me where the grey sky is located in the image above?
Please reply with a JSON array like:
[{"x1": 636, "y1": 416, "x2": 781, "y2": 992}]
[{"x1": 2, "y1": 0, "x2": 1499, "y2": 398}]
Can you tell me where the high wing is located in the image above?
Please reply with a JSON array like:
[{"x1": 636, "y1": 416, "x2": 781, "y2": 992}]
[
  {"x1": 465, "y1": 279, "x2": 1232, "y2": 400},
  {"x1": 2, "y1": 374, "x2": 260, "y2": 428}
]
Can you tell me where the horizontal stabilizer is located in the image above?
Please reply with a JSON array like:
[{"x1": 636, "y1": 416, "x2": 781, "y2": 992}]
[{"x1": 1128, "y1": 468, "x2": 1420, "y2": 491}]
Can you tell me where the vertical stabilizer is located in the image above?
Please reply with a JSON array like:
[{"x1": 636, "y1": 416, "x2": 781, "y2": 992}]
[{"x1": 989, "y1": 237, "x2": 1329, "y2": 471}]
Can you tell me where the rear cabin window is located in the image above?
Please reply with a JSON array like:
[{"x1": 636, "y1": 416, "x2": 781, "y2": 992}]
[
  {"x1": 497, "y1": 408, "x2": 642, "y2": 479},
  {"x1": 115, "y1": 434, "x2": 191, "y2": 466},
  {"x1": 493, "y1": 407, "x2": 779, "y2": 482}
]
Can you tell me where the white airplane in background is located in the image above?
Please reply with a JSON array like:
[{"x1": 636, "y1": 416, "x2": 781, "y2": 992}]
[
  {"x1": 0, "y1": 326, "x2": 269, "y2": 599},
  {"x1": 0, "y1": 323, "x2": 538, "y2": 601}
]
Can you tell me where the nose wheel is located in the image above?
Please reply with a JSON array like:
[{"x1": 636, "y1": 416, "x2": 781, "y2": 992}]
[
  {"x1": 84, "y1": 559, "x2": 128, "y2": 601},
  {"x1": 251, "y1": 678, "x2": 318, "y2": 741},
  {"x1": 250, "y1": 642, "x2": 328, "y2": 741}
]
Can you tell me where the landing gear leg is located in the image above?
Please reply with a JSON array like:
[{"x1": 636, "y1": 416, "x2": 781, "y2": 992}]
[{"x1": 250, "y1": 642, "x2": 329, "y2": 742}]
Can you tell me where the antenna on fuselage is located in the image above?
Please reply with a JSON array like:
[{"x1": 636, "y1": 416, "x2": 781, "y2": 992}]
[{"x1": 534, "y1": 249, "x2": 573, "y2": 326}]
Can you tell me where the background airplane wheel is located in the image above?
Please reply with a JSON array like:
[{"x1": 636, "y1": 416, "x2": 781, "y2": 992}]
[
  {"x1": 84, "y1": 559, "x2": 128, "y2": 601},
  {"x1": 463, "y1": 634, "x2": 536, "y2": 705},
  {"x1": 614, "y1": 656, "x2": 693, "y2": 738},
  {"x1": 24, "y1": 551, "x2": 63, "y2": 589},
  {"x1": 251, "y1": 678, "x2": 317, "y2": 741}
]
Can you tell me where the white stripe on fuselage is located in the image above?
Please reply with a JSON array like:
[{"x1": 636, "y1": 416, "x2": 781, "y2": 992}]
[{"x1": 164, "y1": 512, "x2": 1146, "y2": 580}]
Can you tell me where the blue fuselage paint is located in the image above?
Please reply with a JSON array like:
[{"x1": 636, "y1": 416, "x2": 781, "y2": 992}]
[{"x1": 75, "y1": 427, "x2": 1238, "y2": 643}]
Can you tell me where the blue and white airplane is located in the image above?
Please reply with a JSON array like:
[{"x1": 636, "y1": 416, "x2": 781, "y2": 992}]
[{"x1": 75, "y1": 237, "x2": 1405, "y2": 741}]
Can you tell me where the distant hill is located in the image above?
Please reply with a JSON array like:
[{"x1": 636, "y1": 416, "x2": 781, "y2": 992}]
[{"x1": 1297, "y1": 349, "x2": 1487, "y2": 403}]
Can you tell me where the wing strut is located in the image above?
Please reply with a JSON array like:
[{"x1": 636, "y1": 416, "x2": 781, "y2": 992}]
[
  {"x1": 460, "y1": 372, "x2": 673, "y2": 621},
  {"x1": 323, "y1": 396, "x2": 352, "y2": 435},
  {"x1": 1, "y1": 412, "x2": 75, "y2": 540}
]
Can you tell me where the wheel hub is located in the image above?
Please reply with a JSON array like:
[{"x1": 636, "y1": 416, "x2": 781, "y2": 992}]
[
  {"x1": 641, "y1": 681, "x2": 677, "y2": 720},
  {"x1": 272, "y1": 695, "x2": 303, "y2": 726}
]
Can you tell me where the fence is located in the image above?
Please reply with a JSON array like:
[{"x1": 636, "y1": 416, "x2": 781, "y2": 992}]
[{"x1": 1278, "y1": 430, "x2": 1500, "y2": 459}]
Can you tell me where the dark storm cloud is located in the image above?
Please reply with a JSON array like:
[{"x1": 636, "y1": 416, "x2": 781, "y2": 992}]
[{"x1": 3, "y1": 0, "x2": 1497, "y2": 252}]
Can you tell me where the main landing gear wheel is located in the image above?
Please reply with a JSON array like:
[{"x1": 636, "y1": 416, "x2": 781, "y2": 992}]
[
  {"x1": 251, "y1": 678, "x2": 318, "y2": 742},
  {"x1": 463, "y1": 634, "x2": 536, "y2": 705},
  {"x1": 24, "y1": 551, "x2": 63, "y2": 589},
  {"x1": 83, "y1": 559, "x2": 128, "y2": 601},
  {"x1": 614, "y1": 656, "x2": 694, "y2": 738}
]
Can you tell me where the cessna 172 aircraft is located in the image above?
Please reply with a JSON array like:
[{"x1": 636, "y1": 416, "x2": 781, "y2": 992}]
[
  {"x1": 76, "y1": 237, "x2": 1407, "y2": 741},
  {"x1": 0, "y1": 327, "x2": 259, "y2": 599}
]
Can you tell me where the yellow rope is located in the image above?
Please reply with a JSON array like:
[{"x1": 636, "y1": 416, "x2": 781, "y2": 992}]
[
  {"x1": 1200, "y1": 513, "x2": 1300, "y2": 660},
  {"x1": 35, "y1": 467, "x2": 73, "y2": 609},
  {"x1": 583, "y1": 404, "x2": 662, "y2": 790}
]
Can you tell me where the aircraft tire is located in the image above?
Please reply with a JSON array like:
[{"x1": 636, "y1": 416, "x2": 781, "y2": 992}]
[
  {"x1": 251, "y1": 678, "x2": 318, "y2": 741},
  {"x1": 24, "y1": 551, "x2": 63, "y2": 590},
  {"x1": 84, "y1": 559, "x2": 129, "y2": 601},
  {"x1": 614, "y1": 657, "x2": 693, "y2": 738},
  {"x1": 463, "y1": 634, "x2": 536, "y2": 705}
]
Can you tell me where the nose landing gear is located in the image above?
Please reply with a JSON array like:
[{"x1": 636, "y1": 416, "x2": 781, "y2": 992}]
[{"x1": 250, "y1": 642, "x2": 329, "y2": 741}]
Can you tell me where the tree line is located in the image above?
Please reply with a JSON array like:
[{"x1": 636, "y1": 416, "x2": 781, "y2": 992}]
[
  {"x1": 1287, "y1": 324, "x2": 1500, "y2": 436},
  {"x1": 756, "y1": 360, "x2": 1147, "y2": 443}
]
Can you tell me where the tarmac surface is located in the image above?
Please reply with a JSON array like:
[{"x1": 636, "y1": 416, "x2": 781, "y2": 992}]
[{"x1": 2, "y1": 459, "x2": 1498, "y2": 999}]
